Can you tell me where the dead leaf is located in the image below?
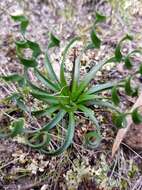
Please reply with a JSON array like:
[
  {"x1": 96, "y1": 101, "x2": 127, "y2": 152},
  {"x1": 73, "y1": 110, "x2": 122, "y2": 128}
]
[
  {"x1": 112, "y1": 92, "x2": 142, "y2": 157},
  {"x1": 124, "y1": 123, "x2": 142, "y2": 149}
]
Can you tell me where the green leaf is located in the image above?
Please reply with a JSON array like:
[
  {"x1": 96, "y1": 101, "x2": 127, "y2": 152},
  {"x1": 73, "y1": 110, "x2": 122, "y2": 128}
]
[
  {"x1": 139, "y1": 64, "x2": 142, "y2": 75},
  {"x1": 78, "y1": 105, "x2": 101, "y2": 135},
  {"x1": 5, "y1": 93, "x2": 20, "y2": 101},
  {"x1": 26, "y1": 110, "x2": 66, "y2": 135},
  {"x1": 42, "y1": 110, "x2": 66, "y2": 131},
  {"x1": 32, "y1": 105, "x2": 59, "y2": 117},
  {"x1": 95, "y1": 12, "x2": 106, "y2": 24},
  {"x1": 27, "y1": 81, "x2": 49, "y2": 93},
  {"x1": 75, "y1": 58, "x2": 115, "y2": 99},
  {"x1": 16, "y1": 98, "x2": 29, "y2": 112},
  {"x1": 132, "y1": 87, "x2": 139, "y2": 97},
  {"x1": 124, "y1": 50, "x2": 141, "y2": 69},
  {"x1": 86, "y1": 100, "x2": 121, "y2": 113},
  {"x1": 87, "y1": 81, "x2": 124, "y2": 94},
  {"x1": 16, "y1": 40, "x2": 41, "y2": 68},
  {"x1": 26, "y1": 40, "x2": 41, "y2": 58},
  {"x1": 34, "y1": 68, "x2": 60, "y2": 91},
  {"x1": 111, "y1": 86, "x2": 120, "y2": 106},
  {"x1": 115, "y1": 34, "x2": 133, "y2": 62},
  {"x1": 30, "y1": 91, "x2": 59, "y2": 104},
  {"x1": 132, "y1": 108, "x2": 142, "y2": 124},
  {"x1": 44, "y1": 52, "x2": 60, "y2": 84},
  {"x1": 138, "y1": 64, "x2": 142, "y2": 75},
  {"x1": 84, "y1": 131, "x2": 101, "y2": 149},
  {"x1": 0, "y1": 74, "x2": 24, "y2": 83},
  {"x1": 115, "y1": 45, "x2": 122, "y2": 62},
  {"x1": 77, "y1": 94, "x2": 97, "y2": 103},
  {"x1": 48, "y1": 33, "x2": 60, "y2": 49},
  {"x1": 60, "y1": 37, "x2": 81, "y2": 90},
  {"x1": 41, "y1": 112, "x2": 75, "y2": 156},
  {"x1": 16, "y1": 40, "x2": 41, "y2": 58},
  {"x1": 11, "y1": 15, "x2": 29, "y2": 34},
  {"x1": 71, "y1": 47, "x2": 86, "y2": 95},
  {"x1": 10, "y1": 118, "x2": 25, "y2": 137},
  {"x1": 125, "y1": 77, "x2": 133, "y2": 96},
  {"x1": 15, "y1": 40, "x2": 28, "y2": 48},
  {"x1": 90, "y1": 29, "x2": 101, "y2": 49},
  {"x1": 21, "y1": 20, "x2": 29, "y2": 35},
  {"x1": 26, "y1": 131, "x2": 51, "y2": 148},
  {"x1": 112, "y1": 113, "x2": 126, "y2": 128},
  {"x1": 19, "y1": 57, "x2": 38, "y2": 68},
  {"x1": 27, "y1": 81, "x2": 60, "y2": 104},
  {"x1": 32, "y1": 92, "x2": 69, "y2": 103},
  {"x1": 124, "y1": 56, "x2": 133, "y2": 69},
  {"x1": 8, "y1": 93, "x2": 29, "y2": 112}
]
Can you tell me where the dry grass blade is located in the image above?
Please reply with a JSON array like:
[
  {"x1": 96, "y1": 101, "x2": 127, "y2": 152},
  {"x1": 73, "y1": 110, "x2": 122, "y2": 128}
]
[{"x1": 112, "y1": 92, "x2": 142, "y2": 157}]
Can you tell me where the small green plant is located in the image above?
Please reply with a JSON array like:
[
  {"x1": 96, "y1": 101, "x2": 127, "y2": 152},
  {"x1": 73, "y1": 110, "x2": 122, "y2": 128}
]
[{"x1": 0, "y1": 12, "x2": 142, "y2": 156}]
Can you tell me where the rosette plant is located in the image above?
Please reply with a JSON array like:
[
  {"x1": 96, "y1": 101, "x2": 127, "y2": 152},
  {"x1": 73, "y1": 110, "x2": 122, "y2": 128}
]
[{"x1": 1, "y1": 13, "x2": 142, "y2": 156}]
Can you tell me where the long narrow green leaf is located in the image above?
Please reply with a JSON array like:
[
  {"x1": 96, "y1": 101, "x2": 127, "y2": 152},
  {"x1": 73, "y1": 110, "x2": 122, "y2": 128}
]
[
  {"x1": 41, "y1": 112, "x2": 75, "y2": 156},
  {"x1": 16, "y1": 97, "x2": 29, "y2": 112},
  {"x1": 27, "y1": 82, "x2": 60, "y2": 104},
  {"x1": 42, "y1": 110, "x2": 66, "y2": 131},
  {"x1": 87, "y1": 81, "x2": 124, "y2": 94},
  {"x1": 34, "y1": 68, "x2": 60, "y2": 91},
  {"x1": 77, "y1": 94, "x2": 101, "y2": 103},
  {"x1": 25, "y1": 110, "x2": 66, "y2": 134},
  {"x1": 26, "y1": 132, "x2": 51, "y2": 148},
  {"x1": 60, "y1": 37, "x2": 81, "y2": 88},
  {"x1": 86, "y1": 100, "x2": 121, "y2": 113},
  {"x1": 78, "y1": 105, "x2": 101, "y2": 134},
  {"x1": 0, "y1": 74, "x2": 23, "y2": 82},
  {"x1": 74, "y1": 58, "x2": 115, "y2": 98},
  {"x1": 78, "y1": 105, "x2": 102, "y2": 148},
  {"x1": 6, "y1": 92, "x2": 29, "y2": 112},
  {"x1": 0, "y1": 74, "x2": 25, "y2": 86},
  {"x1": 27, "y1": 81, "x2": 50, "y2": 94},
  {"x1": 30, "y1": 92, "x2": 59, "y2": 104},
  {"x1": 44, "y1": 52, "x2": 60, "y2": 85},
  {"x1": 31, "y1": 93, "x2": 69, "y2": 103},
  {"x1": 111, "y1": 86, "x2": 120, "y2": 106},
  {"x1": 32, "y1": 105, "x2": 59, "y2": 117},
  {"x1": 75, "y1": 61, "x2": 106, "y2": 98},
  {"x1": 71, "y1": 47, "x2": 86, "y2": 95}
]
